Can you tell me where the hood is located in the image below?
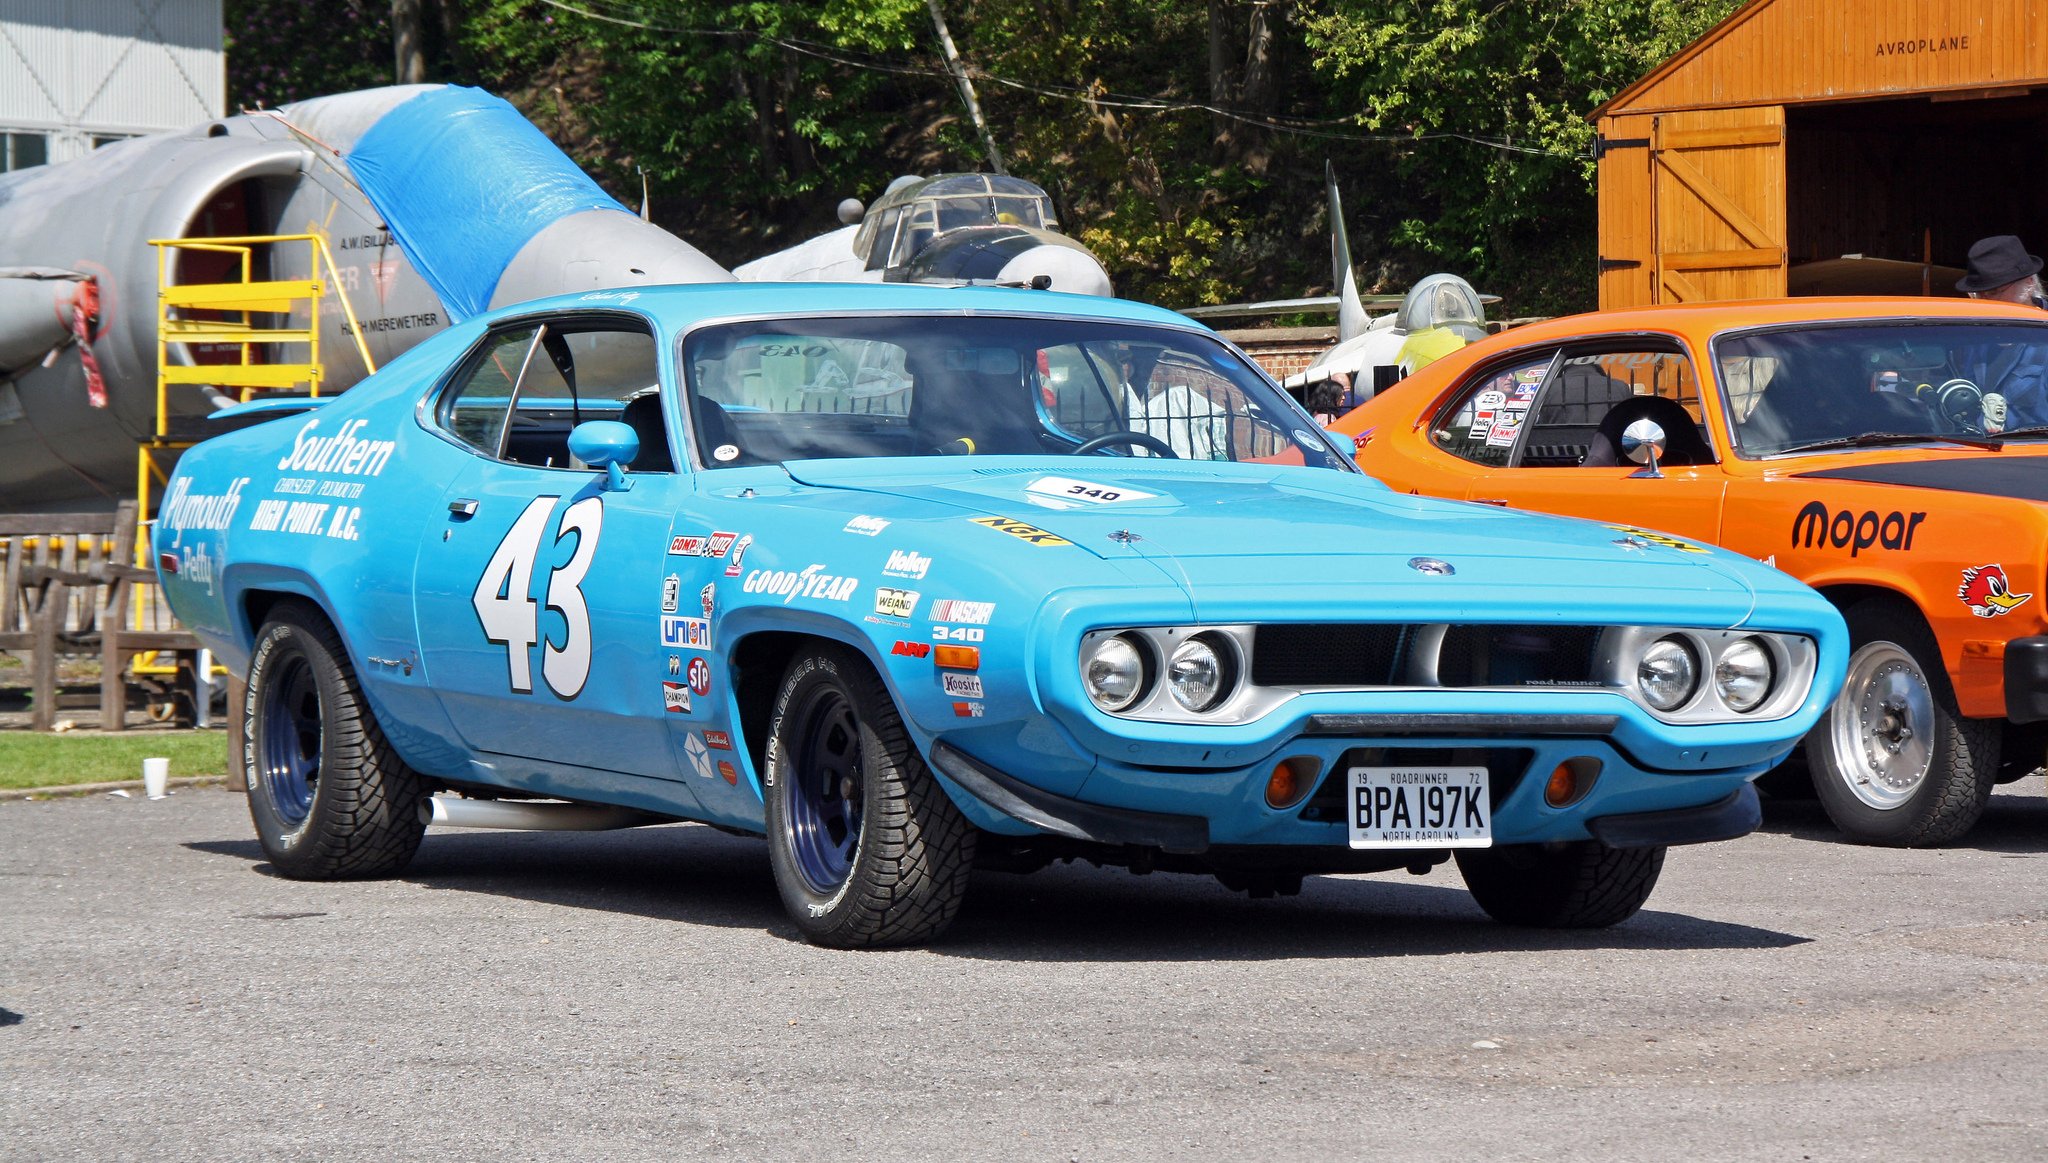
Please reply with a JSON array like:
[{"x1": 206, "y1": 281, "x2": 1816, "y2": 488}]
[{"x1": 782, "y1": 457, "x2": 1769, "y2": 624}]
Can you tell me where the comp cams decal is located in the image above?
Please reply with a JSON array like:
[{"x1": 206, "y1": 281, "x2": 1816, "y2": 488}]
[
  {"x1": 1960, "y1": 564, "x2": 2033, "y2": 618},
  {"x1": 473, "y1": 495, "x2": 602, "y2": 698},
  {"x1": 968, "y1": 516, "x2": 1071, "y2": 546},
  {"x1": 1790, "y1": 502, "x2": 1926, "y2": 557}
]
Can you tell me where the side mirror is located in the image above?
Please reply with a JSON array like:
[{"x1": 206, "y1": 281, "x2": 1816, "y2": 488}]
[
  {"x1": 568, "y1": 420, "x2": 639, "y2": 492},
  {"x1": 1620, "y1": 418, "x2": 1666, "y2": 479}
]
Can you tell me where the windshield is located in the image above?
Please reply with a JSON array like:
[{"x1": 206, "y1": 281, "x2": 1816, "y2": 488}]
[
  {"x1": 1719, "y1": 322, "x2": 2048, "y2": 456},
  {"x1": 680, "y1": 315, "x2": 1349, "y2": 470}
]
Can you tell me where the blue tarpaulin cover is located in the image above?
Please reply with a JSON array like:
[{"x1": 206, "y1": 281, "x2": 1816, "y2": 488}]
[{"x1": 346, "y1": 86, "x2": 628, "y2": 321}]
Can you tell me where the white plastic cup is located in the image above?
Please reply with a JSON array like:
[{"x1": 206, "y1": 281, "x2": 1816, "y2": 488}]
[{"x1": 142, "y1": 757, "x2": 170, "y2": 801}]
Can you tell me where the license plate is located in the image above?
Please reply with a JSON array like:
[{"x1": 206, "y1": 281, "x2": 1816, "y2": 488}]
[{"x1": 1347, "y1": 766, "x2": 1492, "y2": 849}]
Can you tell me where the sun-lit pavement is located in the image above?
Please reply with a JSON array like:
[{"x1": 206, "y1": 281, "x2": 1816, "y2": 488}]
[{"x1": 4, "y1": 783, "x2": 2046, "y2": 1160}]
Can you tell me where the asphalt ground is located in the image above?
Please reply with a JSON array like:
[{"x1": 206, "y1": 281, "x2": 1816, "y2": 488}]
[{"x1": 4, "y1": 782, "x2": 2046, "y2": 1161}]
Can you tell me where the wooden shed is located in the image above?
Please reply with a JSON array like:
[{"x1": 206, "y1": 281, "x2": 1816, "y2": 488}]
[{"x1": 1593, "y1": 0, "x2": 2048, "y2": 308}]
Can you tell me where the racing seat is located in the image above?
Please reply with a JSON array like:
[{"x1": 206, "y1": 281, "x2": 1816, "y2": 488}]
[
  {"x1": 1582, "y1": 395, "x2": 1715, "y2": 467},
  {"x1": 618, "y1": 394, "x2": 674, "y2": 473}
]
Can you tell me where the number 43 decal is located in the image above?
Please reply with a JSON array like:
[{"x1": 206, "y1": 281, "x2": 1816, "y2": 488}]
[{"x1": 472, "y1": 495, "x2": 603, "y2": 698}]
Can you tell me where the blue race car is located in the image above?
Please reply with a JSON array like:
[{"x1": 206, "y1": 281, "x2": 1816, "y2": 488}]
[{"x1": 156, "y1": 283, "x2": 1847, "y2": 946}]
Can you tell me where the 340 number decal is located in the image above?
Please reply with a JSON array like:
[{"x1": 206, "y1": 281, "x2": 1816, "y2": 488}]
[{"x1": 472, "y1": 495, "x2": 603, "y2": 697}]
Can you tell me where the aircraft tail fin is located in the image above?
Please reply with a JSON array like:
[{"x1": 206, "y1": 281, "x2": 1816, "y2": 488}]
[{"x1": 1327, "y1": 160, "x2": 1368, "y2": 343}]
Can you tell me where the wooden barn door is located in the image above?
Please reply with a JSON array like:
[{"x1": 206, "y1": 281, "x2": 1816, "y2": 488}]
[{"x1": 1649, "y1": 106, "x2": 1787, "y2": 303}]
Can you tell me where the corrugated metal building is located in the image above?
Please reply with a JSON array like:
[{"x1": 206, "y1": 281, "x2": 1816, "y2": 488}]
[
  {"x1": 0, "y1": 0, "x2": 222, "y2": 171},
  {"x1": 1594, "y1": 0, "x2": 2048, "y2": 308}
]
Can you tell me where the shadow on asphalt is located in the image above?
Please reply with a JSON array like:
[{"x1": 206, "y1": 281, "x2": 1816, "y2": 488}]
[
  {"x1": 188, "y1": 822, "x2": 1808, "y2": 961},
  {"x1": 1757, "y1": 785, "x2": 2048, "y2": 854}
]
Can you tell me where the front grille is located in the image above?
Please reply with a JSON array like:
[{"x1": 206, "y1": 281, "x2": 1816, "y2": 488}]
[
  {"x1": 1254, "y1": 623, "x2": 1604, "y2": 689},
  {"x1": 1253, "y1": 623, "x2": 1408, "y2": 686},
  {"x1": 1298, "y1": 747, "x2": 1535, "y2": 824}
]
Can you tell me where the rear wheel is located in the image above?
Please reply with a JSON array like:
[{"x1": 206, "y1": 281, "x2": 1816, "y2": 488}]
[
  {"x1": 1807, "y1": 598, "x2": 1995, "y2": 846},
  {"x1": 764, "y1": 645, "x2": 975, "y2": 947},
  {"x1": 1456, "y1": 842, "x2": 1664, "y2": 928},
  {"x1": 244, "y1": 603, "x2": 427, "y2": 878}
]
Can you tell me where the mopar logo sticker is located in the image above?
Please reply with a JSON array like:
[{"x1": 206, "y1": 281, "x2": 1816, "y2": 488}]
[{"x1": 1791, "y1": 502, "x2": 1925, "y2": 557}]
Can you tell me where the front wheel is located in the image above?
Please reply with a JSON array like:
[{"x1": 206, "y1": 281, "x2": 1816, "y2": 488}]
[
  {"x1": 1456, "y1": 842, "x2": 1664, "y2": 928},
  {"x1": 244, "y1": 602, "x2": 427, "y2": 878},
  {"x1": 763, "y1": 646, "x2": 975, "y2": 947},
  {"x1": 1807, "y1": 599, "x2": 1996, "y2": 846}
]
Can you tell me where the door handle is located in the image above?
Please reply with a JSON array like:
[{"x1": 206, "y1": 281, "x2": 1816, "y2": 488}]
[{"x1": 447, "y1": 499, "x2": 478, "y2": 519}]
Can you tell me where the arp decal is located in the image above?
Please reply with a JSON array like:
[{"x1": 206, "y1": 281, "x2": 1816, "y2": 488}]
[
  {"x1": 1024, "y1": 476, "x2": 1157, "y2": 506},
  {"x1": 1790, "y1": 502, "x2": 1926, "y2": 557},
  {"x1": 883, "y1": 549, "x2": 932, "y2": 580},
  {"x1": 941, "y1": 673, "x2": 984, "y2": 699},
  {"x1": 662, "y1": 681, "x2": 691, "y2": 714},
  {"x1": 874, "y1": 587, "x2": 921, "y2": 619},
  {"x1": 891, "y1": 640, "x2": 932, "y2": 658},
  {"x1": 1607, "y1": 525, "x2": 1707, "y2": 554},
  {"x1": 660, "y1": 616, "x2": 712, "y2": 650},
  {"x1": 1960, "y1": 564, "x2": 2033, "y2": 618},
  {"x1": 683, "y1": 731, "x2": 714, "y2": 778},
  {"x1": 968, "y1": 516, "x2": 1071, "y2": 547},
  {"x1": 687, "y1": 656, "x2": 712, "y2": 697},
  {"x1": 844, "y1": 515, "x2": 890, "y2": 536},
  {"x1": 704, "y1": 730, "x2": 734, "y2": 750},
  {"x1": 929, "y1": 599, "x2": 996, "y2": 624},
  {"x1": 473, "y1": 495, "x2": 602, "y2": 698}
]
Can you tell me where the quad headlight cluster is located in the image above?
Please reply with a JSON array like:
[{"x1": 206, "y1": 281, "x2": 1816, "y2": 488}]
[
  {"x1": 1613, "y1": 628, "x2": 1805, "y2": 722},
  {"x1": 1082, "y1": 628, "x2": 1245, "y2": 719}
]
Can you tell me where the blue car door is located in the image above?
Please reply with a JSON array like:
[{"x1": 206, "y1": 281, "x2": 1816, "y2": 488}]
[{"x1": 411, "y1": 316, "x2": 692, "y2": 783}]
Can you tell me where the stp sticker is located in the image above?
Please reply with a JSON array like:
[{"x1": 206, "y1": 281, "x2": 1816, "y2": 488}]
[
  {"x1": 724, "y1": 534, "x2": 754, "y2": 577},
  {"x1": 683, "y1": 731, "x2": 714, "y2": 778},
  {"x1": 687, "y1": 656, "x2": 712, "y2": 697},
  {"x1": 941, "y1": 673, "x2": 984, "y2": 698},
  {"x1": 1960, "y1": 563, "x2": 2034, "y2": 617},
  {"x1": 661, "y1": 573, "x2": 681, "y2": 613},
  {"x1": 1024, "y1": 476, "x2": 1157, "y2": 506},
  {"x1": 874, "y1": 587, "x2": 920, "y2": 619},
  {"x1": 662, "y1": 681, "x2": 692, "y2": 714},
  {"x1": 704, "y1": 730, "x2": 734, "y2": 750},
  {"x1": 660, "y1": 616, "x2": 712, "y2": 650},
  {"x1": 929, "y1": 599, "x2": 996, "y2": 624},
  {"x1": 969, "y1": 516, "x2": 1070, "y2": 546},
  {"x1": 951, "y1": 701, "x2": 985, "y2": 718}
]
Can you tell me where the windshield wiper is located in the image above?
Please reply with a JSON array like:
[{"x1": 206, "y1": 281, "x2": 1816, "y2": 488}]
[{"x1": 1773, "y1": 431, "x2": 2006, "y2": 455}]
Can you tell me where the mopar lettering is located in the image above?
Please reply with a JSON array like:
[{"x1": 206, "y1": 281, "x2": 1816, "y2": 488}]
[
  {"x1": 1790, "y1": 501, "x2": 1925, "y2": 556},
  {"x1": 742, "y1": 565, "x2": 859, "y2": 605},
  {"x1": 277, "y1": 418, "x2": 396, "y2": 477}
]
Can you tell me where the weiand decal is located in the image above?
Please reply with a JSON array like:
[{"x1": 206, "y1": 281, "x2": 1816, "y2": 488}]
[
  {"x1": 941, "y1": 673, "x2": 984, "y2": 698},
  {"x1": 1025, "y1": 476, "x2": 1156, "y2": 506},
  {"x1": 743, "y1": 565, "x2": 859, "y2": 604},
  {"x1": 844, "y1": 515, "x2": 891, "y2": 536},
  {"x1": 1790, "y1": 502, "x2": 1926, "y2": 557},
  {"x1": 930, "y1": 599, "x2": 996, "y2": 625},
  {"x1": 660, "y1": 616, "x2": 712, "y2": 650},
  {"x1": 874, "y1": 587, "x2": 920, "y2": 619},
  {"x1": 472, "y1": 495, "x2": 603, "y2": 697},
  {"x1": 159, "y1": 476, "x2": 249, "y2": 539},
  {"x1": 932, "y1": 625, "x2": 985, "y2": 643},
  {"x1": 883, "y1": 549, "x2": 931, "y2": 580},
  {"x1": 276, "y1": 418, "x2": 396, "y2": 477}
]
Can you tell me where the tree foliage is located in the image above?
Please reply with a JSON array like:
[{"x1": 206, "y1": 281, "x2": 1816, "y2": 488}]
[{"x1": 223, "y1": 0, "x2": 1743, "y2": 315}]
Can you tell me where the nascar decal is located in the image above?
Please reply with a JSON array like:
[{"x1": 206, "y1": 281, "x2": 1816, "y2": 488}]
[
  {"x1": 1608, "y1": 525, "x2": 1707, "y2": 554},
  {"x1": 969, "y1": 516, "x2": 1070, "y2": 546},
  {"x1": 683, "y1": 731, "x2": 714, "y2": 778},
  {"x1": 724, "y1": 534, "x2": 754, "y2": 577},
  {"x1": 744, "y1": 565, "x2": 859, "y2": 604},
  {"x1": 883, "y1": 549, "x2": 932, "y2": 580},
  {"x1": 1789, "y1": 502, "x2": 1926, "y2": 557},
  {"x1": 1960, "y1": 564, "x2": 2033, "y2": 618},
  {"x1": 660, "y1": 616, "x2": 712, "y2": 650},
  {"x1": 1024, "y1": 476, "x2": 1157, "y2": 507},
  {"x1": 472, "y1": 495, "x2": 601, "y2": 698},
  {"x1": 941, "y1": 673, "x2": 984, "y2": 699},
  {"x1": 930, "y1": 599, "x2": 996, "y2": 625},
  {"x1": 844, "y1": 515, "x2": 891, "y2": 536},
  {"x1": 687, "y1": 657, "x2": 713, "y2": 697},
  {"x1": 874, "y1": 587, "x2": 921, "y2": 619},
  {"x1": 663, "y1": 681, "x2": 692, "y2": 714}
]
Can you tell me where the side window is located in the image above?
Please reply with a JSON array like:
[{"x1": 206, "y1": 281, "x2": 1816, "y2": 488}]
[
  {"x1": 438, "y1": 320, "x2": 666, "y2": 470},
  {"x1": 1430, "y1": 354, "x2": 1555, "y2": 467}
]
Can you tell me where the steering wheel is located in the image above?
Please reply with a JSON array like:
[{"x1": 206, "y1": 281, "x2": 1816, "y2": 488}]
[
  {"x1": 1072, "y1": 430, "x2": 1180, "y2": 458},
  {"x1": 1930, "y1": 377, "x2": 1985, "y2": 433}
]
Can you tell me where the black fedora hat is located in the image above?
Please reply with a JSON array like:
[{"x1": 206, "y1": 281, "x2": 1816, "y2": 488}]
[{"x1": 1956, "y1": 234, "x2": 2043, "y2": 292}]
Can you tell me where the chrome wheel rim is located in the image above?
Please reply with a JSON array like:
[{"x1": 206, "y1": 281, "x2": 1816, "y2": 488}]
[{"x1": 1830, "y1": 641, "x2": 1934, "y2": 811}]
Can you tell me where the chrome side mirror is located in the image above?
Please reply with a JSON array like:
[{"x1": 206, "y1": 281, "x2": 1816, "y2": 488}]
[{"x1": 1621, "y1": 418, "x2": 1666, "y2": 479}]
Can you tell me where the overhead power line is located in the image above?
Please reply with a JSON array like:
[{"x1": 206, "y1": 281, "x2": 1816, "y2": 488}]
[{"x1": 535, "y1": 0, "x2": 1585, "y2": 159}]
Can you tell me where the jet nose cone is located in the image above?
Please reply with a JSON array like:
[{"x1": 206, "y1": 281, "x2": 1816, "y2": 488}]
[{"x1": 997, "y1": 245, "x2": 1113, "y2": 297}]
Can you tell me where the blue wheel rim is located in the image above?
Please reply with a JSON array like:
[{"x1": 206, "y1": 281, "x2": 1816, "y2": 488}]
[
  {"x1": 258, "y1": 652, "x2": 321, "y2": 826},
  {"x1": 783, "y1": 686, "x2": 864, "y2": 895}
]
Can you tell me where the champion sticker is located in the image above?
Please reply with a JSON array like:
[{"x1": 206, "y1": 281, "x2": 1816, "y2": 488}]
[{"x1": 941, "y1": 673, "x2": 984, "y2": 699}]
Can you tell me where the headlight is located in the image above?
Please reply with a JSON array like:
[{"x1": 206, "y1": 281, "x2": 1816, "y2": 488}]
[
  {"x1": 1083, "y1": 634, "x2": 1149, "y2": 712},
  {"x1": 1714, "y1": 637, "x2": 1774, "y2": 712},
  {"x1": 1167, "y1": 634, "x2": 1236, "y2": 712},
  {"x1": 1636, "y1": 636, "x2": 1699, "y2": 711}
]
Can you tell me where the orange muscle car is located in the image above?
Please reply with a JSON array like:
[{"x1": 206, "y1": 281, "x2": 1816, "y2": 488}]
[{"x1": 1334, "y1": 298, "x2": 2048, "y2": 846}]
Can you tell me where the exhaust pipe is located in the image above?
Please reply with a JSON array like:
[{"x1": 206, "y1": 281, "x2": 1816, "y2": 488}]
[{"x1": 423, "y1": 795, "x2": 668, "y2": 831}]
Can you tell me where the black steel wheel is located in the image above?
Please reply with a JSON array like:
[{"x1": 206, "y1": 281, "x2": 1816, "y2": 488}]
[
  {"x1": 243, "y1": 602, "x2": 427, "y2": 879},
  {"x1": 763, "y1": 645, "x2": 975, "y2": 947}
]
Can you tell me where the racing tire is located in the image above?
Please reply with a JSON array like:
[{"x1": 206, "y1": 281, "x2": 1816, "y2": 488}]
[
  {"x1": 1456, "y1": 842, "x2": 1664, "y2": 928},
  {"x1": 244, "y1": 602, "x2": 427, "y2": 879},
  {"x1": 1806, "y1": 598, "x2": 1996, "y2": 847},
  {"x1": 764, "y1": 645, "x2": 975, "y2": 948}
]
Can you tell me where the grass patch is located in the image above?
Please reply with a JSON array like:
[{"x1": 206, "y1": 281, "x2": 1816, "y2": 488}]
[{"x1": 0, "y1": 731, "x2": 231, "y2": 790}]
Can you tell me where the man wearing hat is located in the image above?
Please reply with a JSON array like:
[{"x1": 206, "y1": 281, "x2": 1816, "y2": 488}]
[{"x1": 1956, "y1": 235, "x2": 2048, "y2": 430}]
